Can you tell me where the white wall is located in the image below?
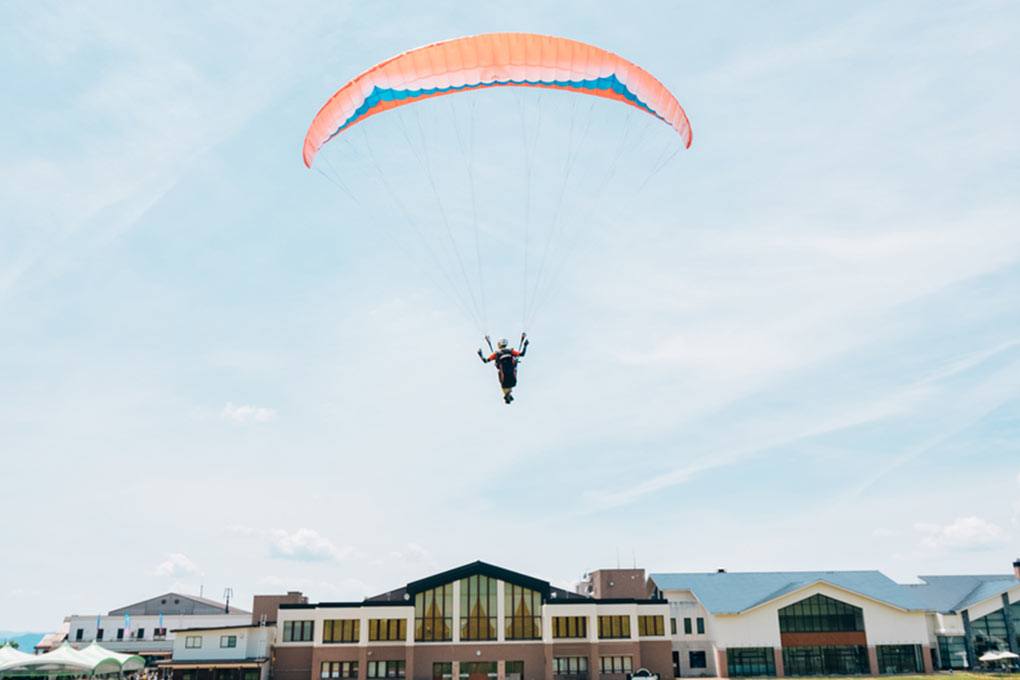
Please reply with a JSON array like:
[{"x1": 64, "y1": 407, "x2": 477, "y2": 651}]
[
  {"x1": 665, "y1": 582, "x2": 931, "y2": 651},
  {"x1": 172, "y1": 626, "x2": 273, "y2": 661},
  {"x1": 67, "y1": 612, "x2": 252, "y2": 645}
]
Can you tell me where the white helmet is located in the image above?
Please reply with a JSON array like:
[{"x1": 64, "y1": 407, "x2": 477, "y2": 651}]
[{"x1": 497, "y1": 338, "x2": 509, "y2": 349}]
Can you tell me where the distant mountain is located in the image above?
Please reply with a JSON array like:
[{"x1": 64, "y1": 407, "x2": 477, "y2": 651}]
[{"x1": 0, "y1": 632, "x2": 46, "y2": 650}]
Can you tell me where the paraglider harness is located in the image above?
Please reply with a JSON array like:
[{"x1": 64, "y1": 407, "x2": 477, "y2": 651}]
[{"x1": 479, "y1": 334, "x2": 528, "y2": 388}]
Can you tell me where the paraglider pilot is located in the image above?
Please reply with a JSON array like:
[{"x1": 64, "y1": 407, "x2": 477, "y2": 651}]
[{"x1": 478, "y1": 335, "x2": 529, "y2": 404}]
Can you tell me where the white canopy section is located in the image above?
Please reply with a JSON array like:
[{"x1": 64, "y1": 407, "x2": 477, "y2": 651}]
[
  {"x1": 0, "y1": 648, "x2": 35, "y2": 669},
  {"x1": 0, "y1": 642, "x2": 145, "y2": 677}
]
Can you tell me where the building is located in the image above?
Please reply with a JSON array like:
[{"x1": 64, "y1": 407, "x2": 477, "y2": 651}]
[
  {"x1": 651, "y1": 570, "x2": 934, "y2": 677},
  {"x1": 159, "y1": 623, "x2": 275, "y2": 680},
  {"x1": 907, "y1": 559, "x2": 1020, "y2": 669},
  {"x1": 58, "y1": 593, "x2": 252, "y2": 666},
  {"x1": 273, "y1": 561, "x2": 672, "y2": 680},
  {"x1": 651, "y1": 559, "x2": 1020, "y2": 677},
  {"x1": 156, "y1": 592, "x2": 308, "y2": 680}
]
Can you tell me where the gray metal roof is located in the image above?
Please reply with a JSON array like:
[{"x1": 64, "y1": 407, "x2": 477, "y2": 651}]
[
  {"x1": 651, "y1": 571, "x2": 932, "y2": 614},
  {"x1": 109, "y1": 592, "x2": 250, "y2": 616},
  {"x1": 906, "y1": 575, "x2": 1020, "y2": 613}
]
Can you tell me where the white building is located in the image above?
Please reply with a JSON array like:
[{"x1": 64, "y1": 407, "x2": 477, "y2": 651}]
[
  {"x1": 651, "y1": 570, "x2": 934, "y2": 677},
  {"x1": 651, "y1": 561, "x2": 1020, "y2": 677},
  {"x1": 55, "y1": 593, "x2": 252, "y2": 666},
  {"x1": 159, "y1": 623, "x2": 274, "y2": 680}
]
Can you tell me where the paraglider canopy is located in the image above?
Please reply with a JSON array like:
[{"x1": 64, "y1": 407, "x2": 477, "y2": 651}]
[{"x1": 303, "y1": 32, "x2": 692, "y2": 168}]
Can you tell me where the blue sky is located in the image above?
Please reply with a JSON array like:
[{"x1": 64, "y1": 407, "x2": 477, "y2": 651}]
[{"x1": 2, "y1": 1, "x2": 1019, "y2": 631}]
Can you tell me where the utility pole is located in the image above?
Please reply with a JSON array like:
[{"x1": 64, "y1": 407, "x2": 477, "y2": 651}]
[{"x1": 224, "y1": 587, "x2": 233, "y2": 614}]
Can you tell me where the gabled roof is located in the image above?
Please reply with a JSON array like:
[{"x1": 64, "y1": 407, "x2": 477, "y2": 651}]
[
  {"x1": 651, "y1": 571, "x2": 931, "y2": 614},
  {"x1": 405, "y1": 560, "x2": 550, "y2": 596},
  {"x1": 109, "y1": 592, "x2": 250, "y2": 616},
  {"x1": 907, "y1": 574, "x2": 1020, "y2": 613}
]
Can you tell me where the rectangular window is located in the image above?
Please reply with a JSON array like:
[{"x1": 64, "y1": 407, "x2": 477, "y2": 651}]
[
  {"x1": 136, "y1": 628, "x2": 145, "y2": 640},
  {"x1": 220, "y1": 635, "x2": 237, "y2": 648},
  {"x1": 696, "y1": 617, "x2": 705, "y2": 634},
  {"x1": 552, "y1": 616, "x2": 587, "y2": 638},
  {"x1": 505, "y1": 661, "x2": 524, "y2": 680},
  {"x1": 598, "y1": 656, "x2": 632, "y2": 675},
  {"x1": 415, "y1": 584, "x2": 453, "y2": 641},
  {"x1": 324, "y1": 619, "x2": 360, "y2": 643},
  {"x1": 683, "y1": 617, "x2": 692, "y2": 634},
  {"x1": 689, "y1": 651, "x2": 707, "y2": 669},
  {"x1": 782, "y1": 646, "x2": 869, "y2": 676},
  {"x1": 552, "y1": 657, "x2": 588, "y2": 675},
  {"x1": 117, "y1": 628, "x2": 124, "y2": 641},
  {"x1": 96, "y1": 629, "x2": 104, "y2": 641},
  {"x1": 154, "y1": 627, "x2": 167, "y2": 640},
  {"x1": 321, "y1": 661, "x2": 359, "y2": 678},
  {"x1": 75, "y1": 629, "x2": 83, "y2": 641},
  {"x1": 369, "y1": 618, "x2": 407, "y2": 642},
  {"x1": 432, "y1": 663, "x2": 452, "y2": 680},
  {"x1": 185, "y1": 636, "x2": 202, "y2": 649},
  {"x1": 597, "y1": 615, "x2": 630, "y2": 639},
  {"x1": 459, "y1": 663, "x2": 497, "y2": 680},
  {"x1": 937, "y1": 636, "x2": 968, "y2": 670},
  {"x1": 727, "y1": 648, "x2": 775, "y2": 677},
  {"x1": 460, "y1": 575, "x2": 498, "y2": 640},
  {"x1": 671, "y1": 618, "x2": 677, "y2": 635},
  {"x1": 367, "y1": 661, "x2": 405, "y2": 678},
  {"x1": 876, "y1": 645, "x2": 922, "y2": 674},
  {"x1": 283, "y1": 620, "x2": 314, "y2": 642},
  {"x1": 638, "y1": 615, "x2": 664, "y2": 636},
  {"x1": 243, "y1": 672, "x2": 259, "y2": 680},
  {"x1": 504, "y1": 584, "x2": 542, "y2": 639}
]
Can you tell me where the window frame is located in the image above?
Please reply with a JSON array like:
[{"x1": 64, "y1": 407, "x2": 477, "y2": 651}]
[
  {"x1": 638, "y1": 615, "x2": 664, "y2": 637},
  {"x1": 282, "y1": 620, "x2": 314, "y2": 642},
  {"x1": 323, "y1": 619, "x2": 360, "y2": 644},
  {"x1": 597, "y1": 615, "x2": 631, "y2": 639},
  {"x1": 552, "y1": 616, "x2": 587, "y2": 639}
]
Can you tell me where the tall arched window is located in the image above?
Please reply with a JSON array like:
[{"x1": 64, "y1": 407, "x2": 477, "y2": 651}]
[
  {"x1": 415, "y1": 584, "x2": 453, "y2": 641},
  {"x1": 460, "y1": 575, "x2": 498, "y2": 640},
  {"x1": 778, "y1": 594, "x2": 864, "y2": 633},
  {"x1": 505, "y1": 584, "x2": 542, "y2": 639}
]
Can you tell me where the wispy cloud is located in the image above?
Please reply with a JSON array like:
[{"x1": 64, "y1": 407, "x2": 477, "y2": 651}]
[
  {"x1": 154, "y1": 553, "x2": 203, "y2": 577},
  {"x1": 221, "y1": 402, "x2": 277, "y2": 424},
  {"x1": 915, "y1": 517, "x2": 1007, "y2": 551},
  {"x1": 268, "y1": 529, "x2": 357, "y2": 563}
]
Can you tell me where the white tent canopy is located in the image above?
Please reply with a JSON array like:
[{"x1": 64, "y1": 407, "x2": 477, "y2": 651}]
[
  {"x1": 979, "y1": 650, "x2": 1020, "y2": 662},
  {"x1": 0, "y1": 642, "x2": 144, "y2": 677}
]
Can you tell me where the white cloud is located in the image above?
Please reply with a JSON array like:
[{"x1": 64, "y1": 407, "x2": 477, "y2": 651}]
[
  {"x1": 915, "y1": 517, "x2": 1006, "y2": 550},
  {"x1": 872, "y1": 528, "x2": 901, "y2": 538},
  {"x1": 269, "y1": 528, "x2": 356, "y2": 562},
  {"x1": 388, "y1": 542, "x2": 428, "y2": 561},
  {"x1": 153, "y1": 553, "x2": 203, "y2": 577},
  {"x1": 221, "y1": 402, "x2": 276, "y2": 424}
]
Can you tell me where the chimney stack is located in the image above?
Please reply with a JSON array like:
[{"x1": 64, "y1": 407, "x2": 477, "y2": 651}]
[{"x1": 1013, "y1": 558, "x2": 1020, "y2": 580}]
